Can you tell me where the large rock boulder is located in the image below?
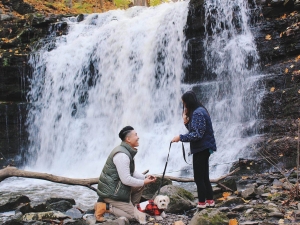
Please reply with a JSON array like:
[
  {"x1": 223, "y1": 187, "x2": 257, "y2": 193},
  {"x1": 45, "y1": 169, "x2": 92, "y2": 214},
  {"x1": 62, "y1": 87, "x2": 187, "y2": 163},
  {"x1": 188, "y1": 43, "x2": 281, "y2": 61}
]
[
  {"x1": 0, "y1": 195, "x2": 30, "y2": 212},
  {"x1": 158, "y1": 185, "x2": 195, "y2": 213},
  {"x1": 189, "y1": 208, "x2": 229, "y2": 225},
  {"x1": 22, "y1": 211, "x2": 70, "y2": 221}
]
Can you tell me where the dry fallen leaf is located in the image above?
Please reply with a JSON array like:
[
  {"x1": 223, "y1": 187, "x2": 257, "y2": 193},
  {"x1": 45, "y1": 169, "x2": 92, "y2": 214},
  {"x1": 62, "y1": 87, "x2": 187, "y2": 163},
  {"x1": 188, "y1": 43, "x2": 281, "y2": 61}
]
[
  {"x1": 265, "y1": 34, "x2": 272, "y2": 40},
  {"x1": 270, "y1": 87, "x2": 275, "y2": 92},
  {"x1": 285, "y1": 68, "x2": 289, "y2": 73},
  {"x1": 281, "y1": 14, "x2": 287, "y2": 19},
  {"x1": 229, "y1": 218, "x2": 238, "y2": 225},
  {"x1": 242, "y1": 176, "x2": 248, "y2": 180},
  {"x1": 242, "y1": 198, "x2": 250, "y2": 203}
]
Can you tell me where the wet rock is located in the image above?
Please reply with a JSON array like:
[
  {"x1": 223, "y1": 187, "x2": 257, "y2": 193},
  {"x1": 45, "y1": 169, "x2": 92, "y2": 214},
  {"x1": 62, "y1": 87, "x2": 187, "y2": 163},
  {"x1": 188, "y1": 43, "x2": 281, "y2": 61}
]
[
  {"x1": 15, "y1": 202, "x2": 33, "y2": 214},
  {"x1": 2, "y1": 219, "x2": 24, "y2": 225},
  {"x1": 77, "y1": 14, "x2": 84, "y2": 22},
  {"x1": 31, "y1": 202, "x2": 49, "y2": 212},
  {"x1": 46, "y1": 198, "x2": 76, "y2": 206},
  {"x1": 48, "y1": 200, "x2": 74, "y2": 212},
  {"x1": 0, "y1": 195, "x2": 30, "y2": 212}
]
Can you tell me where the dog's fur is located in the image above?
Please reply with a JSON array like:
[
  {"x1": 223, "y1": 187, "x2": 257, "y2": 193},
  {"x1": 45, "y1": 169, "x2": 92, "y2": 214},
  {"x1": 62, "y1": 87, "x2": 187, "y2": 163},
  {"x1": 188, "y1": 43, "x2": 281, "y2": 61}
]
[{"x1": 134, "y1": 195, "x2": 170, "y2": 224}]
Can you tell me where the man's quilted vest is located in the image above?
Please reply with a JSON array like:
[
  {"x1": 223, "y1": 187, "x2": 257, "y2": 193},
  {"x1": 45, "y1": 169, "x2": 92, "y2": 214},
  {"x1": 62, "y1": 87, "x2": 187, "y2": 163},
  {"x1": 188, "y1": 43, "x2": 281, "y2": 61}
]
[{"x1": 97, "y1": 142, "x2": 137, "y2": 202}]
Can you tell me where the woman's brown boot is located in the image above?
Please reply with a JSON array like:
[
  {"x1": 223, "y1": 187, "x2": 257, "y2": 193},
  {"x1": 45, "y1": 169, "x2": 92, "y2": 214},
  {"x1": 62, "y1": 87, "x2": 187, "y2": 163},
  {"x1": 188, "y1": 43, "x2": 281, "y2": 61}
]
[{"x1": 94, "y1": 202, "x2": 110, "y2": 222}]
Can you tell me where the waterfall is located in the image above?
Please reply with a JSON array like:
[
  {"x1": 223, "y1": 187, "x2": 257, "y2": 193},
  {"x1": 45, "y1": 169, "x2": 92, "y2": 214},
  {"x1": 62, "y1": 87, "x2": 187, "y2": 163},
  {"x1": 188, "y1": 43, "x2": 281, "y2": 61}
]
[
  {"x1": 26, "y1": 2, "x2": 190, "y2": 178},
  {"x1": 202, "y1": 0, "x2": 264, "y2": 177}
]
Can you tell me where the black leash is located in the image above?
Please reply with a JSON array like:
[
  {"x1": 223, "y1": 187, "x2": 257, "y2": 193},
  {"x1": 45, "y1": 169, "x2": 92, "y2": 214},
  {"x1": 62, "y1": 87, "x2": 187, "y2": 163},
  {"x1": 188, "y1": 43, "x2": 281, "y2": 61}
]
[
  {"x1": 157, "y1": 142, "x2": 192, "y2": 195},
  {"x1": 157, "y1": 142, "x2": 172, "y2": 195},
  {"x1": 181, "y1": 142, "x2": 192, "y2": 165}
]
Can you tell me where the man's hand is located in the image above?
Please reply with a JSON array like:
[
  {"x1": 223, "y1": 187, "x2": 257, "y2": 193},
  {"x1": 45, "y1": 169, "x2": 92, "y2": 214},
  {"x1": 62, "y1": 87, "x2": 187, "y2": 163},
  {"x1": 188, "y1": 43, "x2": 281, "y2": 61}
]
[{"x1": 144, "y1": 175, "x2": 157, "y2": 185}]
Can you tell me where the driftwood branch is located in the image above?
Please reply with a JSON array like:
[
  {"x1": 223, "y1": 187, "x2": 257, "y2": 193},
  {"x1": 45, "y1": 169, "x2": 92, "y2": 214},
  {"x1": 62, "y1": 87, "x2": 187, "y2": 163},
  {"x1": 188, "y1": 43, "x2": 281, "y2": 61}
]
[{"x1": 0, "y1": 166, "x2": 240, "y2": 191}]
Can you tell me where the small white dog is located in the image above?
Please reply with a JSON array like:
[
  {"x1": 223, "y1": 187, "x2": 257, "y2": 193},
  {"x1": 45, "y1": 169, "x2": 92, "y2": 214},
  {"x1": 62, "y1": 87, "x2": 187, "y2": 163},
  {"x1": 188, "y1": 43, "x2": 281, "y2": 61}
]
[{"x1": 134, "y1": 195, "x2": 170, "y2": 224}]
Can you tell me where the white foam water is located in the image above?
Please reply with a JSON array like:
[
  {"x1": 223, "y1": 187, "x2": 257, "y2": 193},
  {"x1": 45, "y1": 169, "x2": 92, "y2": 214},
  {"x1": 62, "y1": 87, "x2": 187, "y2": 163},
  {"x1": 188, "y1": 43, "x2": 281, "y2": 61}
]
[
  {"x1": 203, "y1": 0, "x2": 264, "y2": 177},
  {"x1": 0, "y1": 2, "x2": 190, "y2": 210}
]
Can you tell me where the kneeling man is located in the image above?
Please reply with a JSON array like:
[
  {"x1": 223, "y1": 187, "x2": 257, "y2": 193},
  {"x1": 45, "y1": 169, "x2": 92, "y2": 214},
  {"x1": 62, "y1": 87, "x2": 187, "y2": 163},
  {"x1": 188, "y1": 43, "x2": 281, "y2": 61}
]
[{"x1": 95, "y1": 126, "x2": 157, "y2": 222}]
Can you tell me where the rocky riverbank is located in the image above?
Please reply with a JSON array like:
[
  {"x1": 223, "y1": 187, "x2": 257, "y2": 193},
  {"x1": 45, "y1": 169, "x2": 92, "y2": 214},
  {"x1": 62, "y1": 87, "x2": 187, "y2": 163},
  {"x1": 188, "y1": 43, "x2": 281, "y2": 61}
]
[{"x1": 1, "y1": 165, "x2": 300, "y2": 225}]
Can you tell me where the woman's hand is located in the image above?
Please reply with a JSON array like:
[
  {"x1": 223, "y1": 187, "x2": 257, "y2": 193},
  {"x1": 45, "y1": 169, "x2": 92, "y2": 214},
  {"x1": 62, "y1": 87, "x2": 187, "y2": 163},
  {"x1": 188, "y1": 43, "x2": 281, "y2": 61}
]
[{"x1": 171, "y1": 135, "x2": 180, "y2": 143}]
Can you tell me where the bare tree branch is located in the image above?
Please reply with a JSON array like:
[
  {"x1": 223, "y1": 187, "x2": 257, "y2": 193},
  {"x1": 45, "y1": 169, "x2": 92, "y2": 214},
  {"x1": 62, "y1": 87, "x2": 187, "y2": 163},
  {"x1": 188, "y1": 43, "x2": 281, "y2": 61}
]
[{"x1": 0, "y1": 166, "x2": 240, "y2": 191}]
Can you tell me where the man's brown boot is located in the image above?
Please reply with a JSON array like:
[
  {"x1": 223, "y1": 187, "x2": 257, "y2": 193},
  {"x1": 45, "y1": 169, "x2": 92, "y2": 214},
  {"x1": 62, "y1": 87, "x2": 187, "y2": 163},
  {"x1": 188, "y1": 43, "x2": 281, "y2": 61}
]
[{"x1": 94, "y1": 202, "x2": 110, "y2": 222}]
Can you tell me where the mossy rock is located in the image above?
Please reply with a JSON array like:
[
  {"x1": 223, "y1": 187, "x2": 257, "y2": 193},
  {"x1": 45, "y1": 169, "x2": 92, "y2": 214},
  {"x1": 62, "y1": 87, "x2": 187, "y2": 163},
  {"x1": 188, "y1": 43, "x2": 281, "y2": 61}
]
[
  {"x1": 22, "y1": 211, "x2": 69, "y2": 221},
  {"x1": 189, "y1": 208, "x2": 229, "y2": 225},
  {"x1": 158, "y1": 185, "x2": 195, "y2": 213}
]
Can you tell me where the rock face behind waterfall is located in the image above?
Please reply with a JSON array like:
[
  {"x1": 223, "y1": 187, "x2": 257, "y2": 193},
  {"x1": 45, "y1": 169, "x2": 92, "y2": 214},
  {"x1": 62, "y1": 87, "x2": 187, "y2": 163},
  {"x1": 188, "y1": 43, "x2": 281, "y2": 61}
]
[
  {"x1": 0, "y1": 0, "x2": 70, "y2": 167},
  {"x1": 185, "y1": 0, "x2": 300, "y2": 171},
  {"x1": 0, "y1": 0, "x2": 299, "y2": 171}
]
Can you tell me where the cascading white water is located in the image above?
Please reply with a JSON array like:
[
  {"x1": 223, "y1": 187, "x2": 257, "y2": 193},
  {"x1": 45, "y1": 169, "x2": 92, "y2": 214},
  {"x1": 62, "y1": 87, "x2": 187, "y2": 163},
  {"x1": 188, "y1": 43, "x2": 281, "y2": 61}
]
[
  {"x1": 0, "y1": 0, "x2": 266, "y2": 213},
  {"x1": 26, "y1": 2, "x2": 190, "y2": 178},
  {"x1": 203, "y1": 0, "x2": 264, "y2": 177}
]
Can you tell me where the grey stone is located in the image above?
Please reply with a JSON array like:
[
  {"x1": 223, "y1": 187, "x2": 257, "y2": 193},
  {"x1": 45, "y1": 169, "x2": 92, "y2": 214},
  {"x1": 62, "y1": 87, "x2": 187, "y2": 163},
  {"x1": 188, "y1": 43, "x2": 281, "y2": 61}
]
[
  {"x1": 261, "y1": 193, "x2": 270, "y2": 197},
  {"x1": 241, "y1": 186, "x2": 255, "y2": 199},
  {"x1": 283, "y1": 182, "x2": 293, "y2": 190},
  {"x1": 245, "y1": 208, "x2": 254, "y2": 214},
  {"x1": 65, "y1": 208, "x2": 83, "y2": 219},
  {"x1": 268, "y1": 212, "x2": 284, "y2": 217},
  {"x1": 232, "y1": 205, "x2": 247, "y2": 212},
  {"x1": 240, "y1": 221, "x2": 260, "y2": 225},
  {"x1": 0, "y1": 14, "x2": 13, "y2": 21},
  {"x1": 272, "y1": 179, "x2": 283, "y2": 188}
]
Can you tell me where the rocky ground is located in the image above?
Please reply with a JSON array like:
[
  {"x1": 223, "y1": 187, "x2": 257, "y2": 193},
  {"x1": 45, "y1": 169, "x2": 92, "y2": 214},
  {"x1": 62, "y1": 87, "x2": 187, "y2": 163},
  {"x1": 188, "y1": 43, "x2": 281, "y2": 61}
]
[{"x1": 2, "y1": 165, "x2": 300, "y2": 225}]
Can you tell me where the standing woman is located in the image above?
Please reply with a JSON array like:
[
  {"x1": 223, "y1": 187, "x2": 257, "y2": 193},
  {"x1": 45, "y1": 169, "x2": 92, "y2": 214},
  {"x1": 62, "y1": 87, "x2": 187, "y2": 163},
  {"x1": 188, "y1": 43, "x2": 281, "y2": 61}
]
[{"x1": 171, "y1": 91, "x2": 217, "y2": 209}]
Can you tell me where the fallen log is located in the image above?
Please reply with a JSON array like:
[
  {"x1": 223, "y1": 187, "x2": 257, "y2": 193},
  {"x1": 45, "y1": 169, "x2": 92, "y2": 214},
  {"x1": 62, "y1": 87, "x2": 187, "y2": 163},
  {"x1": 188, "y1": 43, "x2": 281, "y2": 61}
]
[{"x1": 0, "y1": 166, "x2": 239, "y2": 192}]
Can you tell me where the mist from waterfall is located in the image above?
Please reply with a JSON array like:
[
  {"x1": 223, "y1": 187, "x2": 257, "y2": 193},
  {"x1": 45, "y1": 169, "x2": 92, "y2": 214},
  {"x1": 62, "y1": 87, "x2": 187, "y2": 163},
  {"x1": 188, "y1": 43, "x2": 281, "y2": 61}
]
[
  {"x1": 26, "y1": 2, "x2": 190, "y2": 178},
  {"x1": 203, "y1": 0, "x2": 264, "y2": 177}
]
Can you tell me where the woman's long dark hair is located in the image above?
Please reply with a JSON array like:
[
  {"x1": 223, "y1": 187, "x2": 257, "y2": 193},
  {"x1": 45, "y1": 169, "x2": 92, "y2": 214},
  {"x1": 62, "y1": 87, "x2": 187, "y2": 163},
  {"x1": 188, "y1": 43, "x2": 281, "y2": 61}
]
[{"x1": 181, "y1": 91, "x2": 209, "y2": 118}]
